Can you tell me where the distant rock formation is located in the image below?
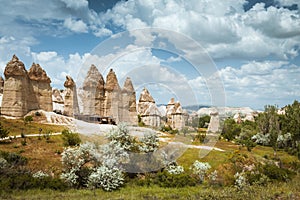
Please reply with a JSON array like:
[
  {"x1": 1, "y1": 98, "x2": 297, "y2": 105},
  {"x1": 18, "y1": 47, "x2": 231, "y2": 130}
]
[
  {"x1": 63, "y1": 75, "x2": 79, "y2": 117},
  {"x1": 0, "y1": 76, "x2": 4, "y2": 94},
  {"x1": 52, "y1": 88, "x2": 64, "y2": 113},
  {"x1": 1, "y1": 55, "x2": 39, "y2": 117},
  {"x1": 165, "y1": 98, "x2": 186, "y2": 130},
  {"x1": 104, "y1": 69, "x2": 121, "y2": 121},
  {"x1": 81, "y1": 65, "x2": 105, "y2": 116},
  {"x1": 120, "y1": 77, "x2": 138, "y2": 124},
  {"x1": 28, "y1": 63, "x2": 53, "y2": 112},
  {"x1": 137, "y1": 87, "x2": 161, "y2": 127}
]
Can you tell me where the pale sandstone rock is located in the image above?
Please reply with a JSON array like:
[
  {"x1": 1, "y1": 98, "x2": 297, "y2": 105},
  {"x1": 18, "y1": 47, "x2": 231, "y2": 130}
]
[
  {"x1": 0, "y1": 76, "x2": 4, "y2": 94},
  {"x1": 1, "y1": 55, "x2": 39, "y2": 117},
  {"x1": 63, "y1": 76, "x2": 79, "y2": 117},
  {"x1": 28, "y1": 63, "x2": 53, "y2": 112},
  {"x1": 82, "y1": 65, "x2": 105, "y2": 116},
  {"x1": 120, "y1": 77, "x2": 137, "y2": 124},
  {"x1": 104, "y1": 69, "x2": 121, "y2": 121},
  {"x1": 137, "y1": 87, "x2": 161, "y2": 127}
]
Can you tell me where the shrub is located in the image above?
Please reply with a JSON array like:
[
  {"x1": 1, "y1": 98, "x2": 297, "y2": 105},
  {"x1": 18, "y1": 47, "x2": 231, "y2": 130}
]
[
  {"x1": 165, "y1": 164, "x2": 184, "y2": 175},
  {"x1": 190, "y1": 160, "x2": 211, "y2": 183},
  {"x1": 87, "y1": 166, "x2": 124, "y2": 191},
  {"x1": 24, "y1": 116, "x2": 33, "y2": 123},
  {"x1": 262, "y1": 164, "x2": 295, "y2": 181},
  {"x1": 0, "y1": 123, "x2": 9, "y2": 139},
  {"x1": 0, "y1": 151, "x2": 27, "y2": 167},
  {"x1": 138, "y1": 131, "x2": 159, "y2": 153},
  {"x1": 61, "y1": 129, "x2": 81, "y2": 146},
  {"x1": 234, "y1": 172, "x2": 247, "y2": 190},
  {"x1": 155, "y1": 171, "x2": 197, "y2": 187}
]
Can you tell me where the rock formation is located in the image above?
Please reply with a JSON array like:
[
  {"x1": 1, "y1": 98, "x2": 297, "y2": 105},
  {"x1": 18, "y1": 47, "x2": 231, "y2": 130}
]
[
  {"x1": 28, "y1": 63, "x2": 53, "y2": 112},
  {"x1": 0, "y1": 76, "x2": 4, "y2": 94},
  {"x1": 137, "y1": 87, "x2": 161, "y2": 127},
  {"x1": 165, "y1": 98, "x2": 186, "y2": 130},
  {"x1": 81, "y1": 65, "x2": 105, "y2": 116},
  {"x1": 120, "y1": 77, "x2": 138, "y2": 124},
  {"x1": 104, "y1": 69, "x2": 121, "y2": 121},
  {"x1": 52, "y1": 88, "x2": 64, "y2": 113},
  {"x1": 1, "y1": 55, "x2": 39, "y2": 117},
  {"x1": 63, "y1": 75, "x2": 79, "y2": 117}
]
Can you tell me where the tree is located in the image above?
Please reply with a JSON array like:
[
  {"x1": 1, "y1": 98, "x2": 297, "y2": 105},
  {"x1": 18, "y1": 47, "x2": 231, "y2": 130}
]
[
  {"x1": 256, "y1": 105, "x2": 280, "y2": 156},
  {"x1": 221, "y1": 118, "x2": 241, "y2": 140},
  {"x1": 199, "y1": 115, "x2": 211, "y2": 128},
  {"x1": 0, "y1": 123, "x2": 9, "y2": 140},
  {"x1": 61, "y1": 129, "x2": 81, "y2": 146},
  {"x1": 282, "y1": 100, "x2": 300, "y2": 147}
]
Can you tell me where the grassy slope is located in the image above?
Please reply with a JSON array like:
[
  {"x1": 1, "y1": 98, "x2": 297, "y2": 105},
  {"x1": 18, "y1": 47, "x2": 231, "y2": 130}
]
[
  {"x1": 2, "y1": 176, "x2": 300, "y2": 200},
  {"x1": 0, "y1": 120, "x2": 300, "y2": 199},
  {"x1": 0, "y1": 117, "x2": 66, "y2": 136}
]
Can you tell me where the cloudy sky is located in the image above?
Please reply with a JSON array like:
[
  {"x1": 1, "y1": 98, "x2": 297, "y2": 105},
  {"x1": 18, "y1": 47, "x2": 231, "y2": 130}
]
[{"x1": 0, "y1": 0, "x2": 299, "y2": 110}]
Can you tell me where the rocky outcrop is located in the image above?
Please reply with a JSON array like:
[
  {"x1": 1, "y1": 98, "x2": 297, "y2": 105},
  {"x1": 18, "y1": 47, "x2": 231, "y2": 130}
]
[
  {"x1": 0, "y1": 76, "x2": 4, "y2": 94},
  {"x1": 52, "y1": 88, "x2": 64, "y2": 113},
  {"x1": 120, "y1": 77, "x2": 138, "y2": 124},
  {"x1": 1, "y1": 55, "x2": 39, "y2": 117},
  {"x1": 104, "y1": 69, "x2": 121, "y2": 121},
  {"x1": 63, "y1": 76, "x2": 79, "y2": 117},
  {"x1": 137, "y1": 87, "x2": 161, "y2": 127},
  {"x1": 81, "y1": 65, "x2": 105, "y2": 116},
  {"x1": 165, "y1": 98, "x2": 186, "y2": 130},
  {"x1": 28, "y1": 63, "x2": 53, "y2": 112}
]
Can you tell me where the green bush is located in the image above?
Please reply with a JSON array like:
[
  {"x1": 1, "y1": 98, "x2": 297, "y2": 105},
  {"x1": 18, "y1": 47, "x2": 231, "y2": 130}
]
[
  {"x1": 0, "y1": 151, "x2": 27, "y2": 167},
  {"x1": 61, "y1": 129, "x2": 81, "y2": 146},
  {"x1": 24, "y1": 116, "x2": 33, "y2": 123},
  {"x1": 0, "y1": 123, "x2": 9, "y2": 139},
  {"x1": 154, "y1": 171, "x2": 197, "y2": 187},
  {"x1": 262, "y1": 164, "x2": 295, "y2": 181}
]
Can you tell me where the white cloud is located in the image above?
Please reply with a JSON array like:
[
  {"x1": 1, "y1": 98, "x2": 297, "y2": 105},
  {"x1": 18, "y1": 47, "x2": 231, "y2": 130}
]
[
  {"x1": 60, "y1": 0, "x2": 88, "y2": 10},
  {"x1": 98, "y1": 0, "x2": 300, "y2": 60},
  {"x1": 218, "y1": 61, "x2": 300, "y2": 108},
  {"x1": 64, "y1": 17, "x2": 88, "y2": 33}
]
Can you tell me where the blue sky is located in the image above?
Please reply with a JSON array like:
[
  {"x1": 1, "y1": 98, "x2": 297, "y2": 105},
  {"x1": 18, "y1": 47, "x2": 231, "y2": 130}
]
[{"x1": 0, "y1": 0, "x2": 300, "y2": 110}]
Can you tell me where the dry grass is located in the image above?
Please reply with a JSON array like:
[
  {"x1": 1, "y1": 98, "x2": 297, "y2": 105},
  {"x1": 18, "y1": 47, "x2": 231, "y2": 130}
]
[
  {"x1": 0, "y1": 135, "x2": 64, "y2": 175},
  {"x1": 0, "y1": 117, "x2": 67, "y2": 136}
]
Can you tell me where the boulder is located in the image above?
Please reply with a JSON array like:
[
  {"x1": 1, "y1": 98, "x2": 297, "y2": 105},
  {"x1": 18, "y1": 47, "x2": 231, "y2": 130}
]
[
  {"x1": 63, "y1": 76, "x2": 79, "y2": 117},
  {"x1": 28, "y1": 63, "x2": 53, "y2": 111}
]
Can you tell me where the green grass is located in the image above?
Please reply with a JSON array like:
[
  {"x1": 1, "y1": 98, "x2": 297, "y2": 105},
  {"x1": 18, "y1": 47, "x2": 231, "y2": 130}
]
[
  {"x1": 0, "y1": 117, "x2": 67, "y2": 136},
  {"x1": 1, "y1": 175, "x2": 300, "y2": 200}
]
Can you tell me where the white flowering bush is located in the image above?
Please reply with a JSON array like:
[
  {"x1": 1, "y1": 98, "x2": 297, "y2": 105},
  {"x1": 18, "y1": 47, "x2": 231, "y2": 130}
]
[
  {"x1": 60, "y1": 142, "x2": 99, "y2": 186},
  {"x1": 138, "y1": 131, "x2": 159, "y2": 153},
  {"x1": 190, "y1": 160, "x2": 211, "y2": 182},
  {"x1": 252, "y1": 133, "x2": 270, "y2": 145},
  {"x1": 277, "y1": 133, "x2": 292, "y2": 148},
  {"x1": 87, "y1": 166, "x2": 124, "y2": 191},
  {"x1": 166, "y1": 164, "x2": 185, "y2": 175},
  {"x1": 234, "y1": 172, "x2": 247, "y2": 190},
  {"x1": 0, "y1": 157, "x2": 8, "y2": 169},
  {"x1": 100, "y1": 141, "x2": 129, "y2": 168},
  {"x1": 106, "y1": 123, "x2": 134, "y2": 151},
  {"x1": 208, "y1": 170, "x2": 218, "y2": 183},
  {"x1": 32, "y1": 170, "x2": 49, "y2": 179}
]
